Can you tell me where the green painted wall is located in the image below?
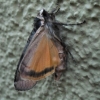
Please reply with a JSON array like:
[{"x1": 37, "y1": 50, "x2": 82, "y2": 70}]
[{"x1": 0, "y1": 0, "x2": 100, "y2": 100}]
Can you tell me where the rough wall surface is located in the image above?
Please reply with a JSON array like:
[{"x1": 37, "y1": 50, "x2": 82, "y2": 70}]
[{"x1": 0, "y1": 0, "x2": 100, "y2": 100}]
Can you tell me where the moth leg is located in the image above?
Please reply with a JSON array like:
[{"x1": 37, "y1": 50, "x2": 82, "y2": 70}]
[{"x1": 52, "y1": 20, "x2": 86, "y2": 26}]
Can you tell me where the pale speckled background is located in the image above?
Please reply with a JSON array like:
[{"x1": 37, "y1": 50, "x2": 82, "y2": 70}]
[{"x1": 0, "y1": 0, "x2": 100, "y2": 100}]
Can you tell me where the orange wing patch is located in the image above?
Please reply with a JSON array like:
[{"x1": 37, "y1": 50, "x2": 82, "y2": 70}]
[{"x1": 23, "y1": 34, "x2": 60, "y2": 81}]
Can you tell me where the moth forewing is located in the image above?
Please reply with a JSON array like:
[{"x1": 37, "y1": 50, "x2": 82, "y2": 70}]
[{"x1": 20, "y1": 27, "x2": 61, "y2": 81}]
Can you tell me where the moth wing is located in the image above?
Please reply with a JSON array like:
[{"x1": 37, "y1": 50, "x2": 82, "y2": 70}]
[
  {"x1": 22, "y1": 34, "x2": 60, "y2": 80},
  {"x1": 14, "y1": 27, "x2": 60, "y2": 90},
  {"x1": 14, "y1": 27, "x2": 44, "y2": 91},
  {"x1": 14, "y1": 70, "x2": 37, "y2": 91}
]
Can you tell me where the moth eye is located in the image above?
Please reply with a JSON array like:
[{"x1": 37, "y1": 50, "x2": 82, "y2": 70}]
[{"x1": 50, "y1": 14, "x2": 52, "y2": 17}]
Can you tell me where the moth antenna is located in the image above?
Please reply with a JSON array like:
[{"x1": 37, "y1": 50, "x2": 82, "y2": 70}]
[
  {"x1": 52, "y1": 20, "x2": 86, "y2": 26},
  {"x1": 51, "y1": 5, "x2": 60, "y2": 14}
]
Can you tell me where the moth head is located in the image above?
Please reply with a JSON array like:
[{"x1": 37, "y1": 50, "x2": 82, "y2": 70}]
[
  {"x1": 39, "y1": 9, "x2": 48, "y2": 17},
  {"x1": 37, "y1": 9, "x2": 57, "y2": 23}
]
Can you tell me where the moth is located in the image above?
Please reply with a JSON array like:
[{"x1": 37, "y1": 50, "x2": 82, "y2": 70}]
[{"x1": 14, "y1": 7, "x2": 85, "y2": 91}]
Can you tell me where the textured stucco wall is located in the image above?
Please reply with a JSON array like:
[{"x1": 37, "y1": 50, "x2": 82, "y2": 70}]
[{"x1": 0, "y1": 0, "x2": 100, "y2": 100}]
